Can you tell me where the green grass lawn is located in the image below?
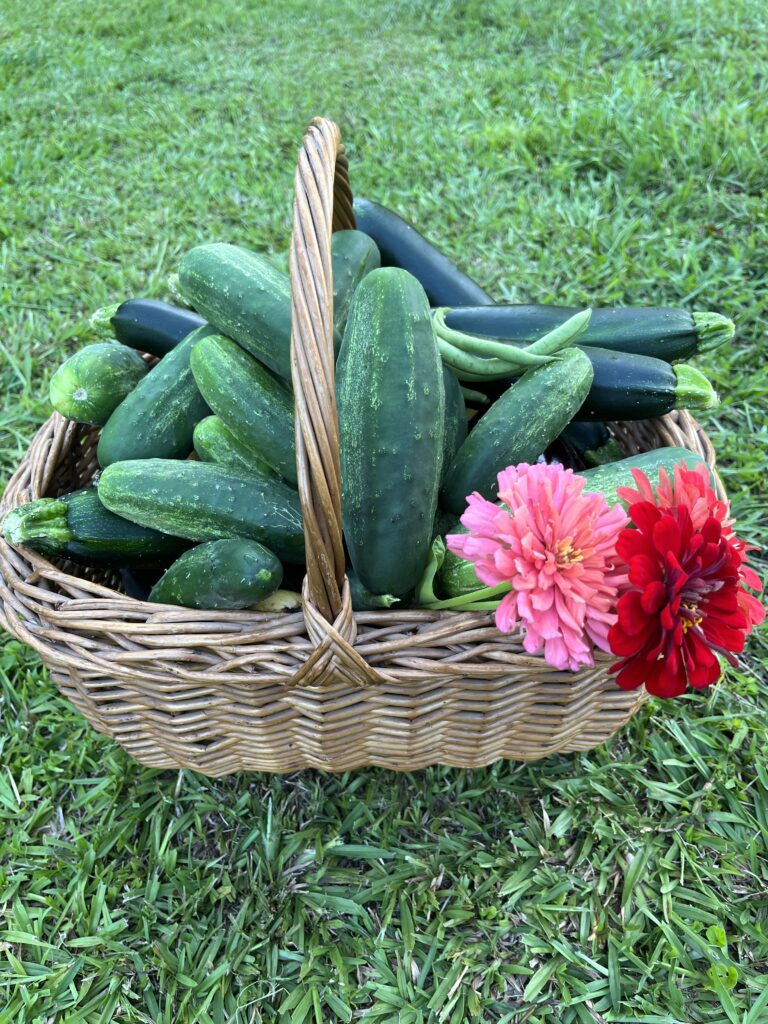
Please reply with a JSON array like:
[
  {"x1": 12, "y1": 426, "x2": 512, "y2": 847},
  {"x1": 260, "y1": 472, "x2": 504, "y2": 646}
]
[{"x1": 1, "y1": 0, "x2": 767, "y2": 1020}]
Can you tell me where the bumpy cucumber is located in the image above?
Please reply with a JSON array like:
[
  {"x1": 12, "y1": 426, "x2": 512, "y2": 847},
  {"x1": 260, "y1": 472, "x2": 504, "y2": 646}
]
[
  {"x1": 193, "y1": 416, "x2": 277, "y2": 480},
  {"x1": 445, "y1": 305, "x2": 735, "y2": 361},
  {"x1": 337, "y1": 267, "x2": 445, "y2": 595},
  {"x1": 441, "y1": 366, "x2": 467, "y2": 478},
  {"x1": 347, "y1": 570, "x2": 400, "y2": 611},
  {"x1": 332, "y1": 230, "x2": 381, "y2": 336},
  {"x1": 92, "y1": 298, "x2": 206, "y2": 358},
  {"x1": 2, "y1": 488, "x2": 187, "y2": 566},
  {"x1": 97, "y1": 325, "x2": 213, "y2": 468},
  {"x1": 49, "y1": 343, "x2": 148, "y2": 426},
  {"x1": 149, "y1": 539, "x2": 283, "y2": 610},
  {"x1": 98, "y1": 459, "x2": 305, "y2": 564},
  {"x1": 190, "y1": 334, "x2": 297, "y2": 485},
  {"x1": 353, "y1": 198, "x2": 493, "y2": 307},
  {"x1": 441, "y1": 348, "x2": 594, "y2": 514}
]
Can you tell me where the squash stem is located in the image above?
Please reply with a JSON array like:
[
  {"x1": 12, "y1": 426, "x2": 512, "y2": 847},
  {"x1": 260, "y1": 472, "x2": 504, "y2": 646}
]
[
  {"x1": 89, "y1": 304, "x2": 118, "y2": 336},
  {"x1": 674, "y1": 364, "x2": 719, "y2": 409},
  {"x1": 693, "y1": 312, "x2": 735, "y2": 351},
  {"x1": 2, "y1": 499, "x2": 73, "y2": 550}
]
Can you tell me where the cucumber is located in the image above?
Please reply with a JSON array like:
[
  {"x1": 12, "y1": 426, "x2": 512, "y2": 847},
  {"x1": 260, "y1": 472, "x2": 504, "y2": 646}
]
[
  {"x1": 2, "y1": 488, "x2": 187, "y2": 567},
  {"x1": 444, "y1": 305, "x2": 735, "y2": 361},
  {"x1": 332, "y1": 230, "x2": 381, "y2": 336},
  {"x1": 337, "y1": 267, "x2": 445, "y2": 595},
  {"x1": 441, "y1": 366, "x2": 467, "y2": 477},
  {"x1": 98, "y1": 459, "x2": 305, "y2": 564},
  {"x1": 91, "y1": 299, "x2": 206, "y2": 358},
  {"x1": 581, "y1": 446, "x2": 708, "y2": 506},
  {"x1": 97, "y1": 325, "x2": 213, "y2": 468},
  {"x1": 352, "y1": 198, "x2": 494, "y2": 307},
  {"x1": 149, "y1": 539, "x2": 282, "y2": 610},
  {"x1": 190, "y1": 334, "x2": 297, "y2": 486},
  {"x1": 347, "y1": 570, "x2": 399, "y2": 611},
  {"x1": 440, "y1": 348, "x2": 594, "y2": 514},
  {"x1": 575, "y1": 347, "x2": 718, "y2": 420},
  {"x1": 559, "y1": 421, "x2": 624, "y2": 468},
  {"x1": 193, "y1": 416, "x2": 277, "y2": 480},
  {"x1": 49, "y1": 343, "x2": 148, "y2": 425}
]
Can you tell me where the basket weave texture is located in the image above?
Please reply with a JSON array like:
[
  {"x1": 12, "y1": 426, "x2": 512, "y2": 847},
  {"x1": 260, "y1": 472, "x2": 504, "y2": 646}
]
[{"x1": 0, "y1": 119, "x2": 721, "y2": 774}]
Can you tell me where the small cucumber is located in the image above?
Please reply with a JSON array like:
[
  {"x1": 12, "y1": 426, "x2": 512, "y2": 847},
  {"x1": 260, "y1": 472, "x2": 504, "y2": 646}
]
[
  {"x1": 193, "y1": 416, "x2": 277, "y2": 480},
  {"x1": 332, "y1": 230, "x2": 381, "y2": 336},
  {"x1": 2, "y1": 488, "x2": 187, "y2": 567},
  {"x1": 49, "y1": 343, "x2": 147, "y2": 425},
  {"x1": 337, "y1": 267, "x2": 445, "y2": 596},
  {"x1": 149, "y1": 539, "x2": 282, "y2": 610},
  {"x1": 92, "y1": 298, "x2": 206, "y2": 358},
  {"x1": 441, "y1": 347, "x2": 594, "y2": 514},
  {"x1": 97, "y1": 325, "x2": 213, "y2": 468},
  {"x1": 98, "y1": 459, "x2": 305, "y2": 564},
  {"x1": 190, "y1": 334, "x2": 297, "y2": 485}
]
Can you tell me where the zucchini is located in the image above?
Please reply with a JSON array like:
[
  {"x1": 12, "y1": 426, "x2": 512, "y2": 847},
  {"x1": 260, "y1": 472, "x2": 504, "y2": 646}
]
[
  {"x1": 2, "y1": 488, "x2": 187, "y2": 566},
  {"x1": 347, "y1": 570, "x2": 400, "y2": 611},
  {"x1": 190, "y1": 334, "x2": 297, "y2": 486},
  {"x1": 332, "y1": 230, "x2": 381, "y2": 336},
  {"x1": 91, "y1": 299, "x2": 206, "y2": 358},
  {"x1": 580, "y1": 446, "x2": 709, "y2": 506},
  {"x1": 98, "y1": 459, "x2": 305, "y2": 564},
  {"x1": 441, "y1": 366, "x2": 467, "y2": 477},
  {"x1": 49, "y1": 343, "x2": 147, "y2": 425},
  {"x1": 97, "y1": 325, "x2": 213, "y2": 468},
  {"x1": 575, "y1": 347, "x2": 718, "y2": 420},
  {"x1": 559, "y1": 421, "x2": 624, "y2": 468},
  {"x1": 352, "y1": 197, "x2": 494, "y2": 307},
  {"x1": 149, "y1": 539, "x2": 282, "y2": 610},
  {"x1": 193, "y1": 416, "x2": 277, "y2": 480},
  {"x1": 441, "y1": 348, "x2": 594, "y2": 514},
  {"x1": 337, "y1": 267, "x2": 445, "y2": 595},
  {"x1": 444, "y1": 305, "x2": 735, "y2": 361}
]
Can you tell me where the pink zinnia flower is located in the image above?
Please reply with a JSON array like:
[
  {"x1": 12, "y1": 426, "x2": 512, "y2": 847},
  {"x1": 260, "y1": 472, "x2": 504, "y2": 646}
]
[{"x1": 446, "y1": 463, "x2": 628, "y2": 672}]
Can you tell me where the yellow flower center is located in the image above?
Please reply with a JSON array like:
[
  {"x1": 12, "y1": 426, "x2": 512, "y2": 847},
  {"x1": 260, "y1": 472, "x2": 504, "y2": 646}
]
[
  {"x1": 681, "y1": 603, "x2": 703, "y2": 633},
  {"x1": 557, "y1": 540, "x2": 583, "y2": 565}
]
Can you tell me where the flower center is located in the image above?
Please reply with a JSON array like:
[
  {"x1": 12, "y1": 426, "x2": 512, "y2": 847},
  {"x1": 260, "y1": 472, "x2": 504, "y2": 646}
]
[
  {"x1": 680, "y1": 602, "x2": 703, "y2": 633},
  {"x1": 556, "y1": 540, "x2": 582, "y2": 565}
]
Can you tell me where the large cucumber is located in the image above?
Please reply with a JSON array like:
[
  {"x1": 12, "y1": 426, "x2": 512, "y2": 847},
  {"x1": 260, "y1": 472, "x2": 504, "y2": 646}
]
[
  {"x1": 92, "y1": 298, "x2": 206, "y2": 358},
  {"x1": 332, "y1": 230, "x2": 381, "y2": 336},
  {"x1": 440, "y1": 348, "x2": 594, "y2": 514},
  {"x1": 337, "y1": 267, "x2": 445, "y2": 595},
  {"x1": 49, "y1": 343, "x2": 148, "y2": 426},
  {"x1": 193, "y1": 416, "x2": 277, "y2": 480},
  {"x1": 97, "y1": 325, "x2": 213, "y2": 468},
  {"x1": 190, "y1": 334, "x2": 297, "y2": 485},
  {"x1": 149, "y1": 539, "x2": 283, "y2": 610},
  {"x1": 2, "y1": 488, "x2": 187, "y2": 567},
  {"x1": 98, "y1": 460, "x2": 305, "y2": 564},
  {"x1": 352, "y1": 198, "x2": 493, "y2": 307}
]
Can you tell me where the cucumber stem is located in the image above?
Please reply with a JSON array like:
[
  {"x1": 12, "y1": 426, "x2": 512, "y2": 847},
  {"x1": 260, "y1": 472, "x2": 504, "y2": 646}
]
[
  {"x1": 89, "y1": 304, "x2": 119, "y2": 336},
  {"x1": 674, "y1": 364, "x2": 719, "y2": 410},
  {"x1": 2, "y1": 499, "x2": 73, "y2": 551},
  {"x1": 692, "y1": 312, "x2": 736, "y2": 351}
]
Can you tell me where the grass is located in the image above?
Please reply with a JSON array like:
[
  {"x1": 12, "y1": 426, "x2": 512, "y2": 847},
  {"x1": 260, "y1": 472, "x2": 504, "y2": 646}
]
[{"x1": 1, "y1": 0, "x2": 767, "y2": 1020}]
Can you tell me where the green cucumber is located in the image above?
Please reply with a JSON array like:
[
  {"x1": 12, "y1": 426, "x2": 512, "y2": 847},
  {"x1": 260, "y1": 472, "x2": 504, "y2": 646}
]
[
  {"x1": 441, "y1": 347, "x2": 594, "y2": 514},
  {"x1": 445, "y1": 305, "x2": 735, "y2": 361},
  {"x1": 581, "y1": 446, "x2": 709, "y2": 506},
  {"x1": 337, "y1": 267, "x2": 445, "y2": 595},
  {"x1": 193, "y1": 416, "x2": 277, "y2": 480},
  {"x1": 98, "y1": 459, "x2": 305, "y2": 564},
  {"x1": 149, "y1": 539, "x2": 282, "y2": 610},
  {"x1": 97, "y1": 325, "x2": 213, "y2": 468},
  {"x1": 347, "y1": 570, "x2": 399, "y2": 611},
  {"x1": 559, "y1": 421, "x2": 624, "y2": 468},
  {"x1": 441, "y1": 366, "x2": 467, "y2": 478},
  {"x1": 91, "y1": 299, "x2": 206, "y2": 358},
  {"x1": 2, "y1": 488, "x2": 187, "y2": 566},
  {"x1": 332, "y1": 230, "x2": 381, "y2": 336},
  {"x1": 49, "y1": 343, "x2": 148, "y2": 425},
  {"x1": 190, "y1": 334, "x2": 297, "y2": 485}
]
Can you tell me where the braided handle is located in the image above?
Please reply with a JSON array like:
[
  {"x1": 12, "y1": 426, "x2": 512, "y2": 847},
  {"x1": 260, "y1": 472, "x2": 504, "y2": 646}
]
[{"x1": 289, "y1": 119, "x2": 355, "y2": 625}]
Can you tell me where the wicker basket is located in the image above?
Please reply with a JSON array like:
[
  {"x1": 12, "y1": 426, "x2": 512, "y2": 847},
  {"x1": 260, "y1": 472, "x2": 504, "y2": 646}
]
[{"x1": 0, "y1": 118, "x2": 722, "y2": 774}]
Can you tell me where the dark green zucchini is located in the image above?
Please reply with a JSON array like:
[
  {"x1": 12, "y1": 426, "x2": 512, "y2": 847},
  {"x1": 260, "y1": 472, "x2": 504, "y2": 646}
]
[
  {"x1": 97, "y1": 325, "x2": 213, "y2": 468},
  {"x1": 2, "y1": 489, "x2": 187, "y2": 566},
  {"x1": 149, "y1": 539, "x2": 283, "y2": 610},
  {"x1": 441, "y1": 366, "x2": 467, "y2": 477},
  {"x1": 332, "y1": 230, "x2": 381, "y2": 336},
  {"x1": 91, "y1": 299, "x2": 206, "y2": 358},
  {"x1": 444, "y1": 305, "x2": 734, "y2": 361},
  {"x1": 98, "y1": 459, "x2": 305, "y2": 564},
  {"x1": 352, "y1": 198, "x2": 493, "y2": 308},
  {"x1": 559, "y1": 421, "x2": 624, "y2": 467},
  {"x1": 49, "y1": 343, "x2": 148, "y2": 425}
]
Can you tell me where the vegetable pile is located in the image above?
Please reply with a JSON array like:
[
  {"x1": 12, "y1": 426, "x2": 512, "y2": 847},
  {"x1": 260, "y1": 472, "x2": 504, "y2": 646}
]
[{"x1": 4, "y1": 196, "x2": 762, "y2": 695}]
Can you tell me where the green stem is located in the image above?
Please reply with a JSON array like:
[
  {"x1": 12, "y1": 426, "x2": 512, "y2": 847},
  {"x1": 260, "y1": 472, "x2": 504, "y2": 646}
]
[
  {"x1": 420, "y1": 581, "x2": 512, "y2": 610},
  {"x1": 2, "y1": 499, "x2": 72, "y2": 551},
  {"x1": 673, "y1": 364, "x2": 719, "y2": 409},
  {"x1": 89, "y1": 304, "x2": 118, "y2": 336},
  {"x1": 692, "y1": 312, "x2": 735, "y2": 351}
]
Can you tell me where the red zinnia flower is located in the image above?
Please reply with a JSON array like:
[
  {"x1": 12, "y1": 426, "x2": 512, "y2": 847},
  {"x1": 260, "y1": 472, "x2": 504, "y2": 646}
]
[{"x1": 608, "y1": 464, "x2": 764, "y2": 698}]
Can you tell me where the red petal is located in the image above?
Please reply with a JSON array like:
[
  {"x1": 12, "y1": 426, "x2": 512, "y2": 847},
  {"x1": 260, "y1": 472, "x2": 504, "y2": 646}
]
[
  {"x1": 640, "y1": 580, "x2": 667, "y2": 614},
  {"x1": 614, "y1": 657, "x2": 650, "y2": 690},
  {"x1": 701, "y1": 617, "x2": 747, "y2": 654},
  {"x1": 653, "y1": 514, "x2": 682, "y2": 558},
  {"x1": 628, "y1": 501, "x2": 663, "y2": 535},
  {"x1": 646, "y1": 658, "x2": 687, "y2": 698},
  {"x1": 629, "y1": 554, "x2": 663, "y2": 587}
]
